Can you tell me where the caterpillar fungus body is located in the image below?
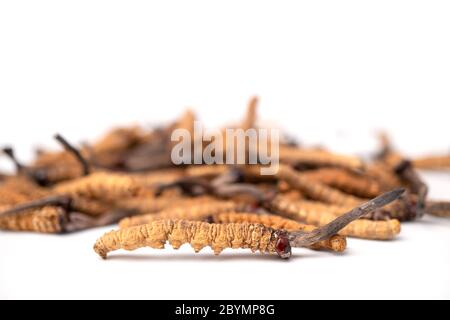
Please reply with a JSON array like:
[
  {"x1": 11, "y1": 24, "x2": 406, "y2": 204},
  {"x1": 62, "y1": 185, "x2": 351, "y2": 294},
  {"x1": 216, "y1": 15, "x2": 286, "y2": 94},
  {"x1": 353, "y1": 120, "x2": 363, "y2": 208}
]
[
  {"x1": 94, "y1": 220, "x2": 292, "y2": 259},
  {"x1": 94, "y1": 189, "x2": 404, "y2": 259}
]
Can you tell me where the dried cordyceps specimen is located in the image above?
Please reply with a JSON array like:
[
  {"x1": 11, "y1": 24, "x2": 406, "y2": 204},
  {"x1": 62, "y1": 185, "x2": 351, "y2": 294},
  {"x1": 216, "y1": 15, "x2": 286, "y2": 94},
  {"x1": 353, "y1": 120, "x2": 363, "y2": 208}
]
[
  {"x1": 94, "y1": 189, "x2": 403, "y2": 259},
  {"x1": 68, "y1": 196, "x2": 114, "y2": 216},
  {"x1": 185, "y1": 165, "x2": 230, "y2": 179},
  {"x1": 114, "y1": 194, "x2": 216, "y2": 215},
  {"x1": 364, "y1": 162, "x2": 403, "y2": 194},
  {"x1": 211, "y1": 212, "x2": 347, "y2": 252},
  {"x1": 54, "y1": 134, "x2": 91, "y2": 176},
  {"x1": 0, "y1": 176, "x2": 49, "y2": 201},
  {"x1": 274, "y1": 193, "x2": 417, "y2": 222},
  {"x1": 118, "y1": 200, "x2": 248, "y2": 229},
  {"x1": 95, "y1": 220, "x2": 284, "y2": 259},
  {"x1": 123, "y1": 110, "x2": 196, "y2": 172},
  {"x1": 120, "y1": 208, "x2": 346, "y2": 252},
  {"x1": 2, "y1": 147, "x2": 53, "y2": 186},
  {"x1": 3, "y1": 134, "x2": 92, "y2": 186},
  {"x1": 154, "y1": 169, "x2": 269, "y2": 204},
  {"x1": 266, "y1": 164, "x2": 363, "y2": 206},
  {"x1": 302, "y1": 168, "x2": 384, "y2": 198},
  {"x1": 91, "y1": 126, "x2": 145, "y2": 155},
  {"x1": 412, "y1": 154, "x2": 450, "y2": 170},
  {"x1": 0, "y1": 195, "x2": 132, "y2": 233},
  {"x1": 279, "y1": 145, "x2": 364, "y2": 171},
  {"x1": 374, "y1": 133, "x2": 429, "y2": 217},
  {"x1": 271, "y1": 194, "x2": 401, "y2": 240},
  {"x1": 1, "y1": 93, "x2": 448, "y2": 267},
  {"x1": 425, "y1": 201, "x2": 450, "y2": 218},
  {"x1": 131, "y1": 169, "x2": 184, "y2": 188},
  {"x1": 0, "y1": 189, "x2": 30, "y2": 206},
  {"x1": 0, "y1": 205, "x2": 66, "y2": 233},
  {"x1": 53, "y1": 172, "x2": 141, "y2": 201}
]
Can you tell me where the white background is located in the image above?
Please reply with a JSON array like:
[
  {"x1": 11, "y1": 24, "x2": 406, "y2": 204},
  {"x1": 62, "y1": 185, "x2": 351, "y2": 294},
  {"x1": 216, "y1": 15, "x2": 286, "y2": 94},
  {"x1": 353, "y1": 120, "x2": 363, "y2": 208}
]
[{"x1": 0, "y1": 1, "x2": 449, "y2": 299}]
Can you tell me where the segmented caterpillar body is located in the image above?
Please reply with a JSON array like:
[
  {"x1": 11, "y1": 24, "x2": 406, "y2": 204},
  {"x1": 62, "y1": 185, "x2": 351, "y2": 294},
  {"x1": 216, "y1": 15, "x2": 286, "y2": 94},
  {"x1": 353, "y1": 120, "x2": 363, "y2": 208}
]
[
  {"x1": 272, "y1": 195, "x2": 401, "y2": 240},
  {"x1": 70, "y1": 196, "x2": 113, "y2": 216},
  {"x1": 119, "y1": 208, "x2": 346, "y2": 252},
  {"x1": 118, "y1": 200, "x2": 247, "y2": 228},
  {"x1": 94, "y1": 220, "x2": 289, "y2": 259},
  {"x1": 91, "y1": 126, "x2": 145, "y2": 154},
  {"x1": 185, "y1": 165, "x2": 229, "y2": 179},
  {"x1": 0, "y1": 206, "x2": 64, "y2": 233},
  {"x1": 426, "y1": 201, "x2": 450, "y2": 218},
  {"x1": 212, "y1": 213, "x2": 347, "y2": 252},
  {"x1": 365, "y1": 162, "x2": 403, "y2": 190},
  {"x1": 302, "y1": 168, "x2": 384, "y2": 198},
  {"x1": 115, "y1": 195, "x2": 218, "y2": 215},
  {"x1": 279, "y1": 145, "x2": 364, "y2": 171},
  {"x1": 53, "y1": 172, "x2": 141, "y2": 201},
  {"x1": 275, "y1": 165, "x2": 362, "y2": 206},
  {"x1": 413, "y1": 155, "x2": 450, "y2": 170}
]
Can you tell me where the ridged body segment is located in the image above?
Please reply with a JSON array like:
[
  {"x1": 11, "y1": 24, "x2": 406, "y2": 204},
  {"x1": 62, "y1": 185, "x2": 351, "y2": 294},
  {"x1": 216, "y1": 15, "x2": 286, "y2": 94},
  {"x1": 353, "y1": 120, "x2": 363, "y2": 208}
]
[
  {"x1": 94, "y1": 220, "x2": 277, "y2": 259},
  {"x1": 0, "y1": 206, "x2": 64, "y2": 233}
]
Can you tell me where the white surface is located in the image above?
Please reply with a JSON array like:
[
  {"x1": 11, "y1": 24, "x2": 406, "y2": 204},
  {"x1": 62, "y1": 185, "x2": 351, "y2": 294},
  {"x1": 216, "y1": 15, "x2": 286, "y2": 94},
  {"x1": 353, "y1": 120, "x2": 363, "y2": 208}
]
[{"x1": 1, "y1": 1, "x2": 450, "y2": 300}]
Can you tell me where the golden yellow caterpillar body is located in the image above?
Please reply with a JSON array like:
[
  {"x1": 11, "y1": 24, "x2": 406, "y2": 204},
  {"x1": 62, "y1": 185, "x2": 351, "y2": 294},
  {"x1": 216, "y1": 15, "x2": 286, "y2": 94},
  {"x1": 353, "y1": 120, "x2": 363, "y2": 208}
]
[{"x1": 94, "y1": 220, "x2": 291, "y2": 259}]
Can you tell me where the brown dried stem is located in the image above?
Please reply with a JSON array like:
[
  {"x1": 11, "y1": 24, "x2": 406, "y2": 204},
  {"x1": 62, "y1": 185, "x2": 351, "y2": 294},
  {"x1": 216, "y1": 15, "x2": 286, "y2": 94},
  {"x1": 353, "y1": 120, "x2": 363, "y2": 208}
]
[
  {"x1": 54, "y1": 134, "x2": 91, "y2": 176},
  {"x1": 289, "y1": 188, "x2": 404, "y2": 247},
  {"x1": 0, "y1": 195, "x2": 72, "y2": 217}
]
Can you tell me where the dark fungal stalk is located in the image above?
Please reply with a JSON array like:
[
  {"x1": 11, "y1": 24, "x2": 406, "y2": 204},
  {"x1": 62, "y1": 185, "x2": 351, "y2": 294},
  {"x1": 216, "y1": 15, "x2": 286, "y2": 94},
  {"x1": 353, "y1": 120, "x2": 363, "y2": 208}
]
[
  {"x1": 54, "y1": 134, "x2": 91, "y2": 176},
  {"x1": 2, "y1": 147, "x2": 50, "y2": 186},
  {"x1": 288, "y1": 188, "x2": 405, "y2": 249}
]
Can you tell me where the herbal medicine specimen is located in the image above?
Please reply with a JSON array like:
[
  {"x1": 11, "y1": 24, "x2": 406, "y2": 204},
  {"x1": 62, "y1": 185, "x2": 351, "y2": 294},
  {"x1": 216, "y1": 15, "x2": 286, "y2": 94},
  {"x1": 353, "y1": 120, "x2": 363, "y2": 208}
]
[
  {"x1": 212, "y1": 212, "x2": 347, "y2": 252},
  {"x1": 271, "y1": 195, "x2": 401, "y2": 240},
  {"x1": 94, "y1": 189, "x2": 403, "y2": 259}
]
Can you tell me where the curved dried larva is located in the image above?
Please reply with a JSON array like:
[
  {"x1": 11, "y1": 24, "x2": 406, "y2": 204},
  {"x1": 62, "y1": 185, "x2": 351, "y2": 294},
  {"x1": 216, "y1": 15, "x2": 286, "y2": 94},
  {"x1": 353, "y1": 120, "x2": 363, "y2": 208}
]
[
  {"x1": 279, "y1": 145, "x2": 364, "y2": 171},
  {"x1": 53, "y1": 172, "x2": 141, "y2": 201},
  {"x1": 279, "y1": 189, "x2": 304, "y2": 201},
  {"x1": 0, "y1": 189, "x2": 30, "y2": 206},
  {"x1": 0, "y1": 206, "x2": 65, "y2": 233},
  {"x1": 185, "y1": 165, "x2": 229, "y2": 179},
  {"x1": 33, "y1": 150, "x2": 79, "y2": 167},
  {"x1": 412, "y1": 155, "x2": 450, "y2": 170},
  {"x1": 213, "y1": 212, "x2": 347, "y2": 253},
  {"x1": 32, "y1": 150, "x2": 89, "y2": 183},
  {"x1": 119, "y1": 200, "x2": 247, "y2": 229},
  {"x1": 70, "y1": 196, "x2": 113, "y2": 216},
  {"x1": 115, "y1": 195, "x2": 217, "y2": 215},
  {"x1": 92, "y1": 126, "x2": 145, "y2": 154},
  {"x1": 132, "y1": 170, "x2": 184, "y2": 188},
  {"x1": 94, "y1": 220, "x2": 278, "y2": 259},
  {"x1": 37, "y1": 164, "x2": 85, "y2": 184},
  {"x1": 276, "y1": 196, "x2": 416, "y2": 222},
  {"x1": 427, "y1": 209, "x2": 450, "y2": 218},
  {"x1": 426, "y1": 201, "x2": 450, "y2": 218},
  {"x1": 302, "y1": 168, "x2": 384, "y2": 198},
  {"x1": 0, "y1": 176, "x2": 49, "y2": 199},
  {"x1": 272, "y1": 196, "x2": 401, "y2": 240},
  {"x1": 275, "y1": 164, "x2": 362, "y2": 206},
  {"x1": 365, "y1": 162, "x2": 403, "y2": 190}
]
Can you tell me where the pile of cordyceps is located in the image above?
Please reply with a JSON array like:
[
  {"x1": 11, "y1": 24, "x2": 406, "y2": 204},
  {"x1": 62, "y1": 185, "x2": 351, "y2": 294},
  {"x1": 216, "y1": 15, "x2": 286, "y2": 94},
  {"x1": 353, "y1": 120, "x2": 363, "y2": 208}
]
[{"x1": 1, "y1": 97, "x2": 449, "y2": 259}]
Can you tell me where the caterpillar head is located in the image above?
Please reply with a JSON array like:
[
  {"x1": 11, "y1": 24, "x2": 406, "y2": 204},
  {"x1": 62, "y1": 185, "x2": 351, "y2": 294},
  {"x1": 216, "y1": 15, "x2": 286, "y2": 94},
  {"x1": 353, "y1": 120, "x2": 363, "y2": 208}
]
[{"x1": 274, "y1": 230, "x2": 291, "y2": 259}]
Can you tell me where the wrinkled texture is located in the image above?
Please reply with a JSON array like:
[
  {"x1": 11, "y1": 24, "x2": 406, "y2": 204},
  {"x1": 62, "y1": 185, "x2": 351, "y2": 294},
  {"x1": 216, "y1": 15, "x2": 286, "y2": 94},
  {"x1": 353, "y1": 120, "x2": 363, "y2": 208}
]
[{"x1": 94, "y1": 220, "x2": 278, "y2": 259}]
